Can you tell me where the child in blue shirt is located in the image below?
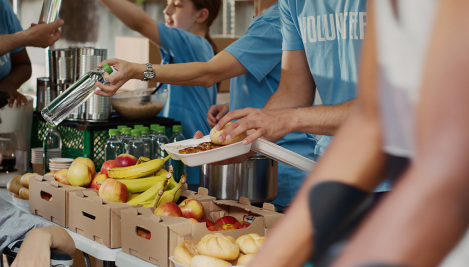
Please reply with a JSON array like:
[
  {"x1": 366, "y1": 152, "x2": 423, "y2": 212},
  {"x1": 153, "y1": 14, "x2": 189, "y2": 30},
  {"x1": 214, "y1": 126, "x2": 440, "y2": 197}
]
[{"x1": 96, "y1": 0, "x2": 221, "y2": 184}]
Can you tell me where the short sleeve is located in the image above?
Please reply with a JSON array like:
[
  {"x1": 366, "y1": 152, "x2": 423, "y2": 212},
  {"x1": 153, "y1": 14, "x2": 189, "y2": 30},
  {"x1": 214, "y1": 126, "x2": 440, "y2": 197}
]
[
  {"x1": 225, "y1": 21, "x2": 282, "y2": 82},
  {"x1": 280, "y1": 0, "x2": 304, "y2": 51},
  {"x1": 1, "y1": 0, "x2": 24, "y2": 54}
]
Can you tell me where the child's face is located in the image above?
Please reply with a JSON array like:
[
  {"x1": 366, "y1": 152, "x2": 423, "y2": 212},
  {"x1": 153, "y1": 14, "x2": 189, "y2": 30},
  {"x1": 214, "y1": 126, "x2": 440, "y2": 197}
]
[{"x1": 164, "y1": 0, "x2": 200, "y2": 32}]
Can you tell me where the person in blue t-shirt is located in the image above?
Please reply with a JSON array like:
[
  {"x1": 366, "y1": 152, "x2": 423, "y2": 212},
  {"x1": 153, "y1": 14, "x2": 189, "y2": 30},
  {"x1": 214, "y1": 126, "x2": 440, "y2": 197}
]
[
  {"x1": 0, "y1": 0, "x2": 63, "y2": 107},
  {"x1": 96, "y1": 0, "x2": 221, "y2": 184},
  {"x1": 95, "y1": 0, "x2": 316, "y2": 211}
]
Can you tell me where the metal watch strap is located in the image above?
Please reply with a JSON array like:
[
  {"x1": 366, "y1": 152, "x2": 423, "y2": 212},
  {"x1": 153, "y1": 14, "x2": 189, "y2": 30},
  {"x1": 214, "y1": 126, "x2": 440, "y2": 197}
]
[{"x1": 143, "y1": 63, "x2": 155, "y2": 81}]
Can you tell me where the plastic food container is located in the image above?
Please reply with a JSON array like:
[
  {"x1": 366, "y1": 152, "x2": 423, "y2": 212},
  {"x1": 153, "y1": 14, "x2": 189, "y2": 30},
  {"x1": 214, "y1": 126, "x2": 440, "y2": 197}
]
[{"x1": 162, "y1": 135, "x2": 252, "y2": 166}]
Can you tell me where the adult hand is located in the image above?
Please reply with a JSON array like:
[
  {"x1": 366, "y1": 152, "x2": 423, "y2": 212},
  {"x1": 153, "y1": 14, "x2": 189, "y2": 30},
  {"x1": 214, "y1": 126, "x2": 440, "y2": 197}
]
[
  {"x1": 24, "y1": 19, "x2": 63, "y2": 48},
  {"x1": 215, "y1": 108, "x2": 293, "y2": 145},
  {"x1": 2, "y1": 87, "x2": 27, "y2": 107},
  {"x1": 95, "y1": 58, "x2": 139, "y2": 97},
  {"x1": 207, "y1": 103, "x2": 229, "y2": 128},
  {"x1": 10, "y1": 228, "x2": 52, "y2": 267}
]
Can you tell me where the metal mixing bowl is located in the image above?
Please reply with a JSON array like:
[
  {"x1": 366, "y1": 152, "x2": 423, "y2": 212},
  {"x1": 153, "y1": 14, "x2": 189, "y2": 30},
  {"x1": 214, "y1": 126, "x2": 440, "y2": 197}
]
[{"x1": 111, "y1": 88, "x2": 168, "y2": 120}]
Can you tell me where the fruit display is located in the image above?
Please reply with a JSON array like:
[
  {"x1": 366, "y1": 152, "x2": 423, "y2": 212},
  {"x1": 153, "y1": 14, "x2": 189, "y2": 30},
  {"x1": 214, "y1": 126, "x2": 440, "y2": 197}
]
[{"x1": 172, "y1": 233, "x2": 265, "y2": 267}]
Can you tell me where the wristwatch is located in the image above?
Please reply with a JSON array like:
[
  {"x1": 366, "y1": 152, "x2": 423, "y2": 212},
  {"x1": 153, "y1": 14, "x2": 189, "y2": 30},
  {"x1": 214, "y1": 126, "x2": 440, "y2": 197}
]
[{"x1": 142, "y1": 63, "x2": 155, "y2": 81}]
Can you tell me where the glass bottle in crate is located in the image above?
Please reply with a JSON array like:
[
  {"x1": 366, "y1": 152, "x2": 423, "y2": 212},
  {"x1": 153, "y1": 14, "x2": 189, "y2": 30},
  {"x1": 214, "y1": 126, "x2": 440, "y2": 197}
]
[
  {"x1": 41, "y1": 63, "x2": 114, "y2": 126},
  {"x1": 169, "y1": 125, "x2": 186, "y2": 182},
  {"x1": 43, "y1": 124, "x2": 62, "y2": 174},
  {"x1": 105, "y1": 129, "x2": 124, "y2": 161},
  {"x1": 140, "y1": 126, "x2": 152, "y2": 159},
  {"x1": 154, "y1": 126, "x2": 169, "y2": 168},
  {"x1": 120, "y1": 127, "x2": 132, "y2": 151},
  {"x1": 127, "y1": 129, "x2": 145, "y2": 159}
]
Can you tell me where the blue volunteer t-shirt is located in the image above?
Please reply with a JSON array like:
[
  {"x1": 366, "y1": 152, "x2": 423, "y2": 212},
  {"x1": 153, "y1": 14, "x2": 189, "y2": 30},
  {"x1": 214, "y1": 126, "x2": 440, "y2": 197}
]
[
  {"x1": 157, "y1": 22, "x2": 217, "y2": 184},
  {"x1": 280, "y1": 0, "x2": 366, "y2": 160},
  {"x1": 0, "y1": 0, "x2": 24, "y2": 80},
  {"x1": 225, "y1": 2, "x2": 317, "y2": 209}
]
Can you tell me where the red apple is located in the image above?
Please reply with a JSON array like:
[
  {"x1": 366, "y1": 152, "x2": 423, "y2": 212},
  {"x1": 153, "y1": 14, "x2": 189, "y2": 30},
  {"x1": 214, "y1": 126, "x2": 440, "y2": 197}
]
[
  {"x1": 215, "y1": 216, "x2": 238, "y2": 225},
  {"x1": 41, "y1": 192, "x2": 53, "y2": 201},
  {"x1": 207, "y1": 223, "x2": 237, "y2": 231},
  {"x1": 234, "y1": 221, "x2": 251, "y2": 229},
  {"x1": 154, "y1": 202, "x2": 183, "y2": 217},
  {"x1": 98, "y1": 179, "x2": 129, "y2": 203},
  {"x1": 222, "y1": 224, "x2": 238, "y2": 230},
  {"x1": 100, "y1": 160, "x2": 121, "y2": 175},
  {"x1": 188, "y1": 218, "x2": 199, "y2": 223},
  {"x1": 136, "y1": 228, "x2": 151, "y2": 240},
  {"x1": 54, "y1": 168, "x2": 70, "y2": 185},
  {"x1": 71, "y1": 157, "x2": 95, "y2": 176},
  {"x1": 67, "y1": 162, "x2": 93, "y2": 187},
  {"x1": 90, "y1": 172, "x2": 108, "y2": 190},
  {"x1": 178, "y1": 198, "x2": 204, "y2": 220},
  {"x1": 198, "y1": 218, "x2": 215, "y2": 228},
  {"x1": 115, "y1": 154, "x2": 138, "y2": 167}
]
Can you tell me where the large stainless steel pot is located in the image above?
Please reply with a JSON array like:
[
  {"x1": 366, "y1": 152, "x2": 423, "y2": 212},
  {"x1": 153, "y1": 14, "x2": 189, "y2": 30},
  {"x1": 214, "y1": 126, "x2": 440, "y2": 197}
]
[{"x1": 200, "y1": 154, "x2": 278, "y2": 203}]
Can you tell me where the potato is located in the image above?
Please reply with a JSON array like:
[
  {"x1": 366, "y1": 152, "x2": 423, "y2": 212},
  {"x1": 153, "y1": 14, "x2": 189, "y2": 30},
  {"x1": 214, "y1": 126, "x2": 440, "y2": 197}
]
[
  {"x1": 19, "y1": 187, "x2": 29, "y2": 200},
  {"x1": 210, "y1": 122, "x2": 247, "y2": 145},
  {"x1": 7, "y1": 175, "x2": 23, "y2": 195},
  {"x1": 20, "y1": 173, "x2": 39, "y2": 189}
]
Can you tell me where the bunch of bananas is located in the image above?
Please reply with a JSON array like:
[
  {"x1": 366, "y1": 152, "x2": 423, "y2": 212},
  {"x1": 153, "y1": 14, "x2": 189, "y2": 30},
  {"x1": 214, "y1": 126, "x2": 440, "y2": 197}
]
[{"x1": 106, "y1": 155, "x2": 186, "y2": 208}]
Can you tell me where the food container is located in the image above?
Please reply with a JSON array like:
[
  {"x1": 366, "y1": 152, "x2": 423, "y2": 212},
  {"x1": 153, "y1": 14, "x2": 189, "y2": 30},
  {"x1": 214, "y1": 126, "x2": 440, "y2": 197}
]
[
  {"x1": 111, "y1": 88, "x2": 168, "y2": 120},
  {"x1": 162, "y1": 135, "x2": 252, "y2": 166},
  {"x1": 200, "y1": 154, "x2": 277, "y2": 203}
]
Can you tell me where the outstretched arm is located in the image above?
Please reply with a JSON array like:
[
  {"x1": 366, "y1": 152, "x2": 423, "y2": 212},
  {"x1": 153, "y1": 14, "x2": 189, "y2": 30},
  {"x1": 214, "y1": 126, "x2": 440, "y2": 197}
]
[
  {"x1": 95, "y1": 51, "x2": 247, "y2": 96},
  {"x1": 99, "y1": 0, "x2": 160, "y2": 47},
  {"x1": 0, "y1": 20, "x2": 63, "y2": 56},
  {"x1": 333, "y1": 1, "x2": 469, "y2": 266},
  {"x1": 11, "y1": 225, "x2": 75, "y2": 267}
]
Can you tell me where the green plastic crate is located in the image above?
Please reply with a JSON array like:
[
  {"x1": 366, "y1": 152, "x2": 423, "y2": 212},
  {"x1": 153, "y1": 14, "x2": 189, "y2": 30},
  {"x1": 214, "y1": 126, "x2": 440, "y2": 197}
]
[{"x1": 31, "y1": 112, "x2": 179, "y2": 171}]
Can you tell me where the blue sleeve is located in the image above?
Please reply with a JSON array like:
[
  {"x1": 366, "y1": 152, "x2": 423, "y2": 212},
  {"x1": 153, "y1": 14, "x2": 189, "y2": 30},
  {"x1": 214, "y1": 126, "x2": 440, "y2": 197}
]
[
  {"x1": 1, "y1": 0, "x2": 24, "y2": 54},
  {"x1": 157, "y1": 22, "x2": 214, "y2": 64},
  {"x1": 225, "y1": 20, "x2": 282, "y2": 83},
  {"x1": 280, "y1": 0, "x2": 304, "y2": 51}
]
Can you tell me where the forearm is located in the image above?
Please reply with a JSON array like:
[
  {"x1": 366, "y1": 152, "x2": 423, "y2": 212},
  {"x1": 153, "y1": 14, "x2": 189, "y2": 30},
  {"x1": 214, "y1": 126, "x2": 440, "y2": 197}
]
[
  {"x1": 42, "y1": 226, "x2": 75, "y2": 255},
  {"x1": 0, "y1": 32, "x2": 28, "y2": 56},
  {"x1": 269, "y1": 100, "x2": 354, "y2": 139}
]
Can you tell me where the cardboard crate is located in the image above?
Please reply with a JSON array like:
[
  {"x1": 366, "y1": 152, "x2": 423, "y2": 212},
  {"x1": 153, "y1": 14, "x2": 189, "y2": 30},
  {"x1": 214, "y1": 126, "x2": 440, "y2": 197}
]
[
  {"x1": 121, "y1": 197, "x2": 283, "y2": 267},
  {"x1": 68, "y1": 190, "x2": 132, "y2": 248},
  {"x1": 29, "y1": 174, "x2": 87, "y2": 227}
]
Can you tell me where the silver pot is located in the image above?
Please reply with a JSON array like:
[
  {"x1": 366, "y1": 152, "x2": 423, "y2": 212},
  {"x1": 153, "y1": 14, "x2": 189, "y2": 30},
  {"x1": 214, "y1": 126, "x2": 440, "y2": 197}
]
[{"x1": 200, "y1": 154, "x2": 278, "y2": 203}]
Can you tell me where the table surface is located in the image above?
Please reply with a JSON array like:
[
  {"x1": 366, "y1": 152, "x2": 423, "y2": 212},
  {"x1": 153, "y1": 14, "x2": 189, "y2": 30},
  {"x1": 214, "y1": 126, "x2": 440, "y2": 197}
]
[{"x1": 115, "y1": 251, "x2": 160, "y2": 267}]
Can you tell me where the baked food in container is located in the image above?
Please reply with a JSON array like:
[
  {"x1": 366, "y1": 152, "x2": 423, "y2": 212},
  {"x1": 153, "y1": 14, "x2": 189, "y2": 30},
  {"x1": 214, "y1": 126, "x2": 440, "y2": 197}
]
[{"x1": 196, "y1": 233, "x2": 240, "y2": 261}]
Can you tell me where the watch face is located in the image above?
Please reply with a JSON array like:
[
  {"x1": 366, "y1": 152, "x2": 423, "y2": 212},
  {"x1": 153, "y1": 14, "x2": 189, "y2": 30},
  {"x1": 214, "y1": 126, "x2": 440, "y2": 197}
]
[{"x1": 144, "y1": 72, "x2": 155, "y2": 79}]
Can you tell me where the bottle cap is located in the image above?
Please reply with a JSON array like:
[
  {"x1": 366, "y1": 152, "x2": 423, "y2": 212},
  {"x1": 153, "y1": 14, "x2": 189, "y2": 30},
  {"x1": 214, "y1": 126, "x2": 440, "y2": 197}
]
[
  {"x1": 150, "y1": 124, "x2": 160, "y2": 131},
  {"x1": 102, "y1": 63, "x2": 113, "y2": 75},
  {"x1": 134, "y1": 124, "x2": 144, "y2": 129},
  {"x1": 131, "y1": 129, "x2": 141, "y2": 136},
  {"x1": 140, "y1": 127, "x2": 149, "y2": 134},
  {"x1": 117, "y1": 125, "x2": 127, "y2": 131},
  {"x1": 109, "y1": 129, "x2": 119, "y2": 136},
  {"x1": 156, "y1": 126, "x2": 166, "y2": 133},
  {"x1": 123, "y1": 128, "x2": 132, "y2": 134},
  {"x1": 172, "y1": 125, "x2": 182, "y2": 132}
]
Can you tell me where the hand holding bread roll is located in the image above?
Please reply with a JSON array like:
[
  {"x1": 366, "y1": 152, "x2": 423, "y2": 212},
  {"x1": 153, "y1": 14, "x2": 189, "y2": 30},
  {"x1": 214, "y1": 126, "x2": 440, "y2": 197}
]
[
  {"x1": 174, "y1": 240, "x2": 199, "y2": 266},
  {"x1": 210, "y1": 122, "x2": 247, "y2": 145},
  {"x1": 236, "y1": 233, "x2": 265, "y2": 254},
  {"x1": 196, "y1": 233, "x2": 240, "y2": 261},
  {"x1": 190, "y1": 255, "x2": 232, "y2": 267}
]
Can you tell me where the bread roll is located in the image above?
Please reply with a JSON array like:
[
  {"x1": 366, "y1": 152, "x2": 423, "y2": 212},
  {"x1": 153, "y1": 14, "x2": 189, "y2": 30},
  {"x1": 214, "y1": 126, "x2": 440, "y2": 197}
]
[
  {"x1": 190, "y1": 255, "x2": 231, "y2": 267},
  {"x1": 19, "y1": 187, "x2": 29, "y2": 200},
  {"x1": 196, "y1": 233, "x2": 239, "y2": 261},
  {"x1": 236, "y1": 234, "x2": 265, "y2": 254},
  {"x1": 237, "y1": 253, "x2": 255, "y2": 266},
  {"x1": 210, "y1": 122, "x2": 247, "y2": 145},
  {"x1": 7, "y1": 175, "x2": 23, "y2": 194},
  {"x1": 20, "y1": 173, "x2": 38, "y2": 188},
  {"x1": 174, "y1": 240, "x2": 199, "y2": 266}
]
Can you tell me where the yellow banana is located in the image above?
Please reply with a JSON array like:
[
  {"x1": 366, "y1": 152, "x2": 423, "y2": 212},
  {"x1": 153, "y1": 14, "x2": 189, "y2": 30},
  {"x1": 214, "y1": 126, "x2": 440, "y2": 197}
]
[
  {"x1": 126, "y1": 173, "x2": 171, "y2": 206},
  {"x1": 116, "y1": 175, "x2": 166, "y2": 193},
  {"x1": 136, "y1": 156, "x2": 151, "y2": 165},
  {"x1": 154, "y1": 168, "x2": 168, "y2": 177},
  {"x1": 157, "y1": 174, "x2": 187, "y2": 207},
  {"x1": 108, "y1": 155, "x2": 170, "y2": 179},
  {"x1": 128, "y1": 193, "x2": 141, "y2": 201}
]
